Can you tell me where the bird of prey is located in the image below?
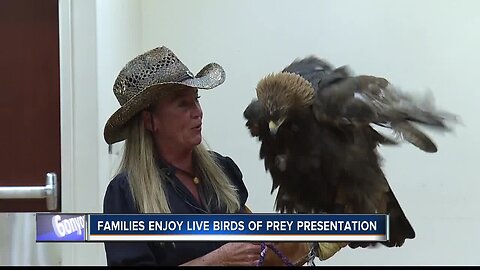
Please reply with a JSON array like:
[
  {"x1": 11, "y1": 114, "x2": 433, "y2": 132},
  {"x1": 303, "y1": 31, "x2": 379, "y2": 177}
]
[{"x1": 243, "y1": 55, "x2": 457, "y2": 257}]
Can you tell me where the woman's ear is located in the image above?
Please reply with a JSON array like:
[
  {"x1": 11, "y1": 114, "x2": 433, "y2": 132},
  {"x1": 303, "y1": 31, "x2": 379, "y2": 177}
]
[{"x1": 142, "y1": 110, "x2": 154, "y2": 132}]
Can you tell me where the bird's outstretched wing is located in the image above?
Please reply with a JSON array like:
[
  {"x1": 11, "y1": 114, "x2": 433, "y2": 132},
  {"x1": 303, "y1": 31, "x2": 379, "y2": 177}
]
[{"x1": 308, "y1": 65, "x2": 458, "y2": 152}]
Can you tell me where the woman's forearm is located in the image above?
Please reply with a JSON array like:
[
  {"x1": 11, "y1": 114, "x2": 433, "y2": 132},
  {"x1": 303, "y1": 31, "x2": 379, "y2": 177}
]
[{"x1": 180, "y1": 245, "x2": 226, "y2": 266}]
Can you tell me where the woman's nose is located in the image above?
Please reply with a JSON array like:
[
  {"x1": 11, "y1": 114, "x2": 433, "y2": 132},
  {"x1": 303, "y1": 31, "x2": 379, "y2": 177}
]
[{"x1": 191, "y1": 102, "x2": 203, "y2": 119}]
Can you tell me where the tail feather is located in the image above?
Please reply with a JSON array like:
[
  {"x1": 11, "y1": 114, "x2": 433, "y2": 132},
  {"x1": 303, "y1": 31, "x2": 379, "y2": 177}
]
[{"x1": 348, "y1": 185, "x2": 415, "y2": 249}]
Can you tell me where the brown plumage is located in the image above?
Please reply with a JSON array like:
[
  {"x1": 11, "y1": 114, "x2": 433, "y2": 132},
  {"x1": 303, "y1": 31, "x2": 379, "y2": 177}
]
[{"x1": 244, "y1": 56, "x2": 458, "y2": 256}]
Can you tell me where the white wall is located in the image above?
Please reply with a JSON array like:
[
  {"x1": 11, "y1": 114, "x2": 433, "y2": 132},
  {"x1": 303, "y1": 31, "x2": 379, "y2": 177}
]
[
  {"x1": 96, "y1": 0, "x2": 142, "y2": 192},
  {"x1": 138, "y1": 0, "x2": 480, "y2": 265},
  {"x1": 0, "y1": 213, "x2": 61, "y2": 265}
]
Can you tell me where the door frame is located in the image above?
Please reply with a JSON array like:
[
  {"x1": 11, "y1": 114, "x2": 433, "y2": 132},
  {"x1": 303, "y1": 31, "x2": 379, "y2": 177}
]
[{"x1": 59, "y1": 0, "x2": 104, "y2": 265}]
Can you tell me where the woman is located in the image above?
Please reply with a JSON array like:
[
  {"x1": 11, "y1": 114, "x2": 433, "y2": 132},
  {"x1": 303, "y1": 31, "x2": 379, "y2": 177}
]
[{"x1": 102, "y1": 46, "x2": 261, "y2": 266}]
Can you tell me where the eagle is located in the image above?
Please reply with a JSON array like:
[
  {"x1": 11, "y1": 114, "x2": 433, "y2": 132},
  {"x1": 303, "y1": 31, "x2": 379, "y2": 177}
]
[{"x1": 243, "y1": 56, "x2": 457, "y2": 259}]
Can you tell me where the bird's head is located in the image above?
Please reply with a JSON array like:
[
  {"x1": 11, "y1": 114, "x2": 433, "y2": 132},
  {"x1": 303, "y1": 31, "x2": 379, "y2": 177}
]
[{"x1": 256, "y1": 72, "x2": 315, "y2": 135}]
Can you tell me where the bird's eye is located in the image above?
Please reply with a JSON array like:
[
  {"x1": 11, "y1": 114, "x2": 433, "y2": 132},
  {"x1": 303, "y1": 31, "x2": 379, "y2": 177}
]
[{"x1": 271, "y1": 111, "x2": 280, "y2": 120}]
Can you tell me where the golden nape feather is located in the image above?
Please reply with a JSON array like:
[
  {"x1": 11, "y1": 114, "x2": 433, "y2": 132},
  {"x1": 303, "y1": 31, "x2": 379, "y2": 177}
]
[{"x1": 256, "y1": 72, "x2": 315, "y2": 110}]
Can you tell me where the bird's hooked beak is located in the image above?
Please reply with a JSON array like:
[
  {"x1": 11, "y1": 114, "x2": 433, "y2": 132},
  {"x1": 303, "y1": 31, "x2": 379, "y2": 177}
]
[{"x1": 269, "y1": 118, "x2": 286, "y2": 135}]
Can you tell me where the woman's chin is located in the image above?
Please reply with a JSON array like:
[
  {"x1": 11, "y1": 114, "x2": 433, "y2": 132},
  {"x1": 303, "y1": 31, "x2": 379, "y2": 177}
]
[{"x1": 192, "y1": 135, "x2": 202, "y2": 146}]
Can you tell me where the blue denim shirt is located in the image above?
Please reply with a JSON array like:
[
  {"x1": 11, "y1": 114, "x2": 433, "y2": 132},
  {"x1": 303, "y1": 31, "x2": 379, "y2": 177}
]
[{"x1": 103, "y1": 151, "x2": 249, "y2": 266}]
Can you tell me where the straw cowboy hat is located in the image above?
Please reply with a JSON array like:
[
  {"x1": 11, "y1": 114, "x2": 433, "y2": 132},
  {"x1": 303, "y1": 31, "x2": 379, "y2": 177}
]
[{"x1": 104, "y1": 46, "x2": 226, "y2": 144}]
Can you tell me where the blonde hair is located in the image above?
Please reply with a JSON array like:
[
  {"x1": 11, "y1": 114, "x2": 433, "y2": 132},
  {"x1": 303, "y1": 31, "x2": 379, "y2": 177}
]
[{"x1": 117, "y1": 114, "x2": 241, "y2": 214}]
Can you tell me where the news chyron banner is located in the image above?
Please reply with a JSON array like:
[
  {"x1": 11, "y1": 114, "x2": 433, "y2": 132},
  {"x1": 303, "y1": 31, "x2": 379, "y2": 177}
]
[
  {"x1": 36, "y1": 213, "x2": 388, "y2": 242},
  {"x1": 36, "y1": 213, "x2": 86, "y2": 242},
  {"x1": 87, "y1": 214, "x2": 388, "y2": 242}
]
